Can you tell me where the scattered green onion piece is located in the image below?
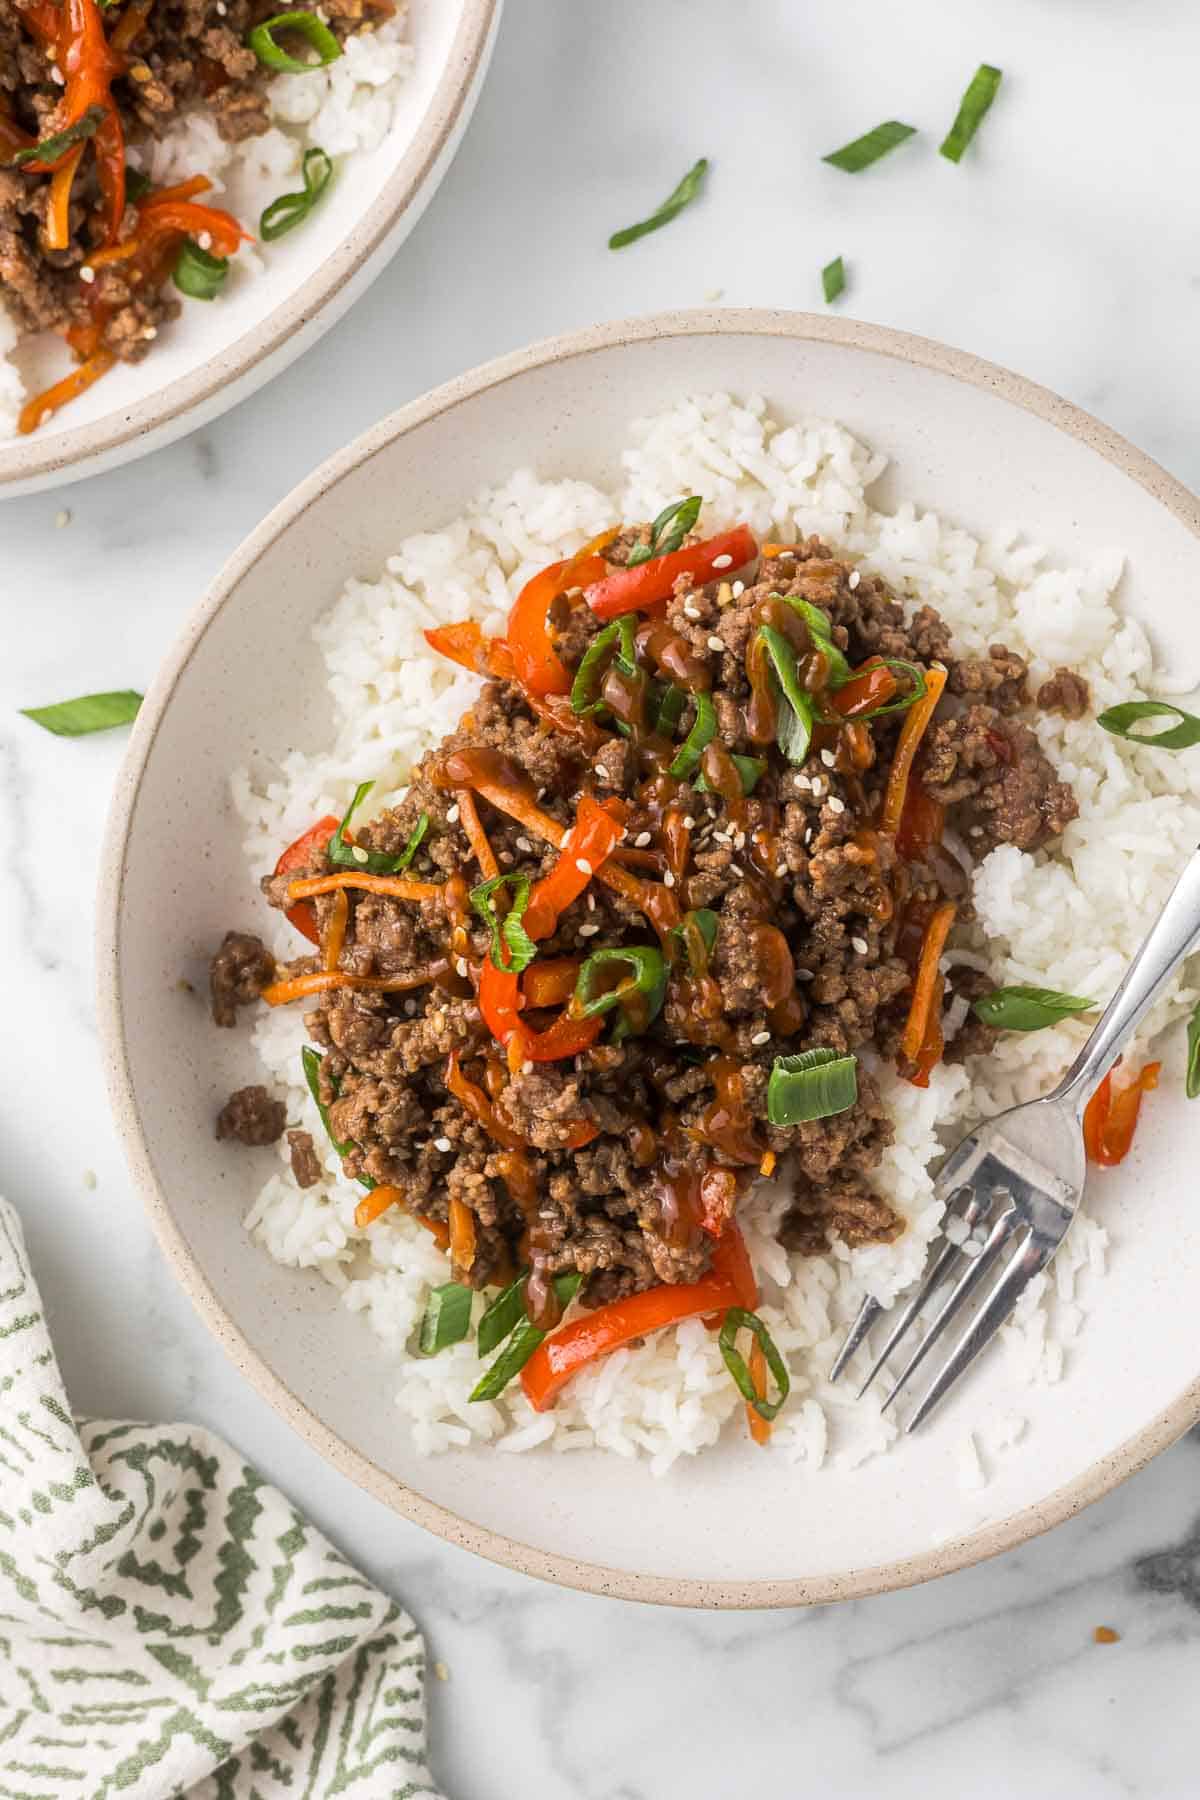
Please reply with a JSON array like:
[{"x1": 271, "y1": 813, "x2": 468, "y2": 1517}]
[
  {"x1": 418, "y1": 1283, "x2": 473, "y2": 1356},
  {"x1": 173, "y1": 239, "x2": 230, "y2": 301},
  {"x1": 822, "y1": 121, "x2": 917, "y2": 173},
  {"x1": 300, "y1": 1044, "x2": 375, "y2": 1189},
  {"x1": 124, "y1": 167, "x2": 152, "y2": 201},
  {"x1": 570, "y1": 614, "x2": 639, "y2": 716},
  {"x1": 627, "y1": 495, "x2": 702, "y2": 567},
  {"x1": 246, "y1": 9, "x2": 341, "y2": 72},
  {"x1": 260, "y1": 145, "x2": 333, "y2": 241},
  {"x1": 1187, "y1": 1001, "x2": 1200, "y2": 1101},
  {"x1": 476, "y1": 1272, "x2": 529, "y2": 1358},
  {"x1": 10, "y1": 103, "x2": 106, "y2": 167},
  {"x1": 719, "y1": 1308, "x2": 790, "y2": 1422},
  {"x1": 608, "y1": 156, "x2": 709, "y2": 250},
  {"x1": 469, "y1": 1273, "x2": 582, "y2": 1402},
  {"x1": 670, "y1": 908, "x2": 718, "y2": 975},
  {"x1": 20, "y1": 689, "x2": 142, "y2": 736},
  {"x1": 573, "y1": 944, "x2": 667, "y2": 1043},
  {"x1": 767, "y1": 1048, "x2": 858, "y2": 1126},
  {"x1": 469, "y1": 872, "x2": 537, "y2": 975},
  {"x1": 971, "y1": 986, "x2": 1095, "y2": 1033},
  {"x1": 654, "y1": 682, "x2": 687, "y2": 736},
  {"x1": 781, "y1": 597, "x2": 853, "y2": 687},
  {"x1": 758, "y1": 625, "x2": 815, "y2": 765},
  {"x1": 695, "y1": 753, "x2": 766, "y2": 797},
  {"x1": 1097, "y1": 700, "x2": 1200, "y2": 751},
  {"x1": 939, "y1": 63, "x2": 1003, "y2": 164},
  {"x1": 849, "y1": 658, "x2": 929, "y2": 719},
  {"x1": 668, "y1": 689, "x2": 717, "y2": 778},
  {"x1": 327, "y1": 779, "x2": 428, "y2": 874},
  {"x1": 821, "y1": 256, "x2": 846, "y2": 305}
]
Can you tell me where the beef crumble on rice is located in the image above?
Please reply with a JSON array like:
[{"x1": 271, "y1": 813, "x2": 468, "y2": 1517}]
[{"x1": 211, "y1": 510, "x2": 1090, "y2": 1379}]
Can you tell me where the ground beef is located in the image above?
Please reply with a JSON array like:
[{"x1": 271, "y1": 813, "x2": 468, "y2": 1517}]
[
  {"x1": 1037, "y1": 667, "x2": 1091, "y2": 719},
  {"x1": 216, "y1": 1084, "x2": 286, "y2": 1146},
  {"x1": 922, "y1": 705, "x2": 1078, "y2": 851},
  {"x1": 287, "y1": 1128, "x2": 322, "y2": 1188},
  {"x1": 209, "y1": 930, "x2": 275, "y2": 1027},
  {"x1": 949, "y1": 645, "x2": 1029, "y2": 714}
]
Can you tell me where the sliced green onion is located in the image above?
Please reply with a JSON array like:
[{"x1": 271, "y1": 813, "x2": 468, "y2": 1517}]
[
  {"x1": 627, "y1": 495, "x2": 702, "y2": 567},
  {"x1": 477, "y1": 1272, "x2": 529, "y2": 1358},
  {"x1": 1097, "y1": 700, "x2": 1200, "y2": 751},
  {"x1": 782, "y1": 597, "x2": 853, "y2": 687},
  {"x1": 696, "y1": 752, "x2": 766, "y2": 797},
  {"x1": 570, "y1": 613, "x2": 639, "y2": 716},
  {"x1": 299, "y1": 1044, "x2": 376, "y2": 1192},
  {"x1": 971, "y1": 986, "x2": 1095, "y2": 1033},
  {"x1": 260, "y1": 145, "x2": 333, "y2": 241},
  {"x1": 940, "y1": 63, "x2": 1003, "y2": 164},
  {"x1": 608, "y1": 156, "x2": 708, "y2": 250},
  {"x1": 173, "y1": 239, "x2": 229, "y2": 301},
  {"x1": 10, "y1": 103, "x2": 106, "y2": 167},
  {"x1": 327, "y1": 779, "x2": 428, "y2": 875},
  {"x1": 758, "y1": 625, "x2": 814, "y2": 765},
  {"x1": 821, "y1": 256, "x2": 846, "y2": 304},
  {"x1": 767, "y1": 1048, "x2": 857, "y2": 1125},
  {"x1": 670, "y1": 908, "x2": 718, "y2": 975},
  {"x1": 1187, "y1": 1001, "x2": 1200, "y2": 1101},
  {"x1": 469, "y1": 872, "x2": 537, "y2": 975},
  {"x1": 418, "y1": 1283, "x2": 473, "y2": 1356},
  {"x1": 822, "y1": 121, "x2": 917, "y2": 173},
  {"x1": 20, "y1": 689, "x2": 142, "y2": 736},
  {"x1": 850, "y1": 658, "x2": 929, "y2": 719},
  {"x1": 246, "y1": 9, "x2": 341, "y2": 71},
  {"x1": 124, "y1": 166, "x2": 152, "y2": 202},
  {"x1": 719, "y1": 1308, "x2": 790, "y2": 1422},
  {"x1": 668, "y1": 689, "x2": 717, "y2": 778},
  {"x1": 654, "y1": 682, "x2": 687, "y2": 736},
  {"x1": 573, "y1": 945, "x2": 667, "y2": 1042},
  {"x1": 469, "y1": 1273, "x2": 582, "y2": 1402}
]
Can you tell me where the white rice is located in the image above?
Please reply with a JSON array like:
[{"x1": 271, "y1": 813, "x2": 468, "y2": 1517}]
[
  {"x1": 233, "y1": 392, "x2": 1200, "y2": 1477},
  {"x1": 0, "y1": 7, "x2": 414, "y2": 438}
]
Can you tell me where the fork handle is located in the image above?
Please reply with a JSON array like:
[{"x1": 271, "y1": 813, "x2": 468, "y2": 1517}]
[{"x1": 1053, "y1": 842, "x2": 1200, "y2": 1116}]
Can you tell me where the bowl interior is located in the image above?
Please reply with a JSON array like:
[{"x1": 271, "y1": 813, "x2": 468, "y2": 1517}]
[{"x1": 105, "y1": 318, "x2": 1200, "y2": 1602}]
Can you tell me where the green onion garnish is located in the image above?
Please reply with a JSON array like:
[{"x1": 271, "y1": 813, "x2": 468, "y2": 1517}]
[
  {"x1": 608, "y1": 156, "x2": 709, "y2": 250},
  {"x1": 940, "y1": 64, "x2": 1003, "y2": 164},
  {"x1": 573, "y1": 944, "x2": 667, "y2": 1042},
  {"x1": 822, "y1": 121, "x2": 917, "y2": 173},
  {"x1": 668, "y1": 689, "x2": 717, "y2": 778},
  {"x1": 696, "y1": 752, "x2": 766, "y2": 797},
  {"x1": 173, "y1": 239, "x2": 230, "y2": 301},
  {"x1": 1187, "y1": 1001, "x2": 1200, "y2": 1101},
  {"x1": 719, "y1": 1308, "x2": 790, "y2": 1422},
  {"x1": 570, "y1": 614, "x2": 639, "y2": 716},
  {"x1": 669, "y1": 908, "x2": 718, "y2": 975},
  {"x1": 1097, "y1": 700, "x2": 1200, "y2": 751},
  {"x1": 125, "y1": 166, "x2": 152, "y2": 202},
  {"x1": 758, "y1": 626, "x2": 814, "y2": 765},
  {"x1": 19, "y1": 689, "x2": 142, "y2": 736},
  {"x1": 260, "y1": 145, "x2": 333, "y2": 241},
  {"x1": 418, "y1": 1283, "x2": 473, "y2": 1355},
  {"x1": 299, "y1": 1043, "x2": 376, "y2": 1192},
  {"x1": 469, "y1": 1273, "x2": 582, "y2": 1402},
  {"x1": 851, "y1": 658, "x2": 929, "y2": 718},
  {"x1": 10, "y1": 103, "x2": 106, "y2": 168},
  {"x1": 767, "y1": 1048, "x2": 857, "y2": 1125},
  {"x1": 821, "y1": 256, "x2": 846, "y2": 305},
  {"x1": 971, "y1": 986, "x2": 1095, "y2": 1033},
  {"x1": 654, "y1": 682, "x2": 687, "y2": 736},
  {"x1": 782, "y1": 597, "x2": 853, "y2": 687},
  {"x1": 328, "y1": 779, "x2": 428, "y2": 875},
  {"x1": 469, "y1": 872, "x2": 537, "y2": 975},
  {"x1": 246, "y1": 9, "x2": 341, "y2": 71},
  {"x1": 477, "y1": 1272, "x2": 529, "y2": 1358},
  {"x1": 627, "y1": 495, "x2": 702, "y2": 567}
]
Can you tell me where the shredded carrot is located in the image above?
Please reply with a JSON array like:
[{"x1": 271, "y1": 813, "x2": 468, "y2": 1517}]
[
  {"x1": 758, "y1": 1150, "x2": 776, "y2": 1179},
  {"x1": 45, "y1": 142, "x2": 84, "y2": 252},
  {"x1": 448, "y1": 1196, "x2": 477, "y2": 1271},
  {"x1": 747, "y1": 1338, "x2": 772, "y2": 1447},
  {"x1": 456, "y1": 789, "x2": 498, "y2": 882},
  {"x1": 287, "y1": 871, "x2": 442, "y2": 903},
  {"x1": 321, "y1": 887, "x2": 349, "y2": 972},
  {"x1": 261, "y1": 965, "x2": 446, "y2": 1006},
  {"x1": 900, "y1": 900, "x2": 957, "y2": 1066},
  {"x1": 564, "y1": 1120, "x2": 599, "y2": 1150},
  {"x1": 18, "y1": 348, "x2": 115, "y2": 435},
  {"x1": 110, "y1": 0, "x2": 153, "y2": 52},
  {"x1": 881, "y1": 665, "x2": 947, "y2": 836},
  {"x1": 354, "y1": 1185, "x2": 403, "y2": 1228},
  {"x1": 760, "y1": 542, "x2": 793, "y2": 558}
]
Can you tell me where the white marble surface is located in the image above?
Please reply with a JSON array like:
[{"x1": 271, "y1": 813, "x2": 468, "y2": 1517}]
[{"x1": 4, "y1": 2, "x2": 1200, "y2": 1793}]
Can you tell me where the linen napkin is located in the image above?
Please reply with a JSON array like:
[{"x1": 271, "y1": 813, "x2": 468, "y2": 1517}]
[{"x1": 0, "y1": 1197, "x2": 443, "y2": 1799}]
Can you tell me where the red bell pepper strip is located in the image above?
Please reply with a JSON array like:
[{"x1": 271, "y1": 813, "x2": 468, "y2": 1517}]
[
  {"x1": 423, "y1": 619, "x2": 514, "y2": 680},
  {"x1": 523, "y1": 796, "x2": 625, "y2": 940},
  {"x1": 445, "y1": 1049, "x2": 527, "y2": 1151},
  {"x1": 831, "y1": 660, "x2": 898, "y2": 719},
  {"x1": 896, "y1": 780, "x2": 946, "y2": 862},
  {"x1": 477, "y1": 957, "x2": 603, "y2": 1064},
  {"x1": 584, "y1": 524, "x2": 758, "y2": 623},
  {"x1": 900, "y1": 899, "x2": 956, "y2": 1088},
  {"x1": 1083, "y1": 1061, "x2": 1160, "y2": 1167},
  {"x1": 521, "y1": 1223, "x2": 758, "y2": 1410},
  {"x1": 521, "y1": 957, "x2": 582, "y2": 1009},
  {"x1": 274, "y1": 814, "x2": 338, "y2": 945},
  {"x1": 505, "y1": 532, "x2": 617, "y2": 697},
  {"x1": 25, "y1": 0, "x2": 126, "y2": 244}
]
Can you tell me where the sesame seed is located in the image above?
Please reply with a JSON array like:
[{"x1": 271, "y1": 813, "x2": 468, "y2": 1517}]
[
  {"x1": 711, "y1": 554, "x2": 733, "y2": 570},
  {"x1": 51, "y1": 65, "x2": 64, "y2": 84},
  {"x1": 663, "y1": 871, "x2": 675, "y2": 888},
  {"x1": 827, "y1": 796, "x2": 846, "y2": 815},
  {"x1": 516, "y1": 836, "x2": 533, "y2": 853},
  {"x1": 54, "y1": 508, "x2": 71, "y2": 528},
  {"x1": 732, "y1": 580, "x2": 745, "y2": 598},
  {"x1": 536, "y1": 786, "x2": 547, "y2": 800},
  {"x1": 775, "y1": 864, "x2": 787, "y2": 878},
  {"x1": 849, "y1": 570, "x2": 861, "y2": 590},
  {"x1": 682, "y1": 815, "x2": 695, "y2": 830},
  {"x1": 796, "y1": 969, "x2": 814, "y2": 983},
  {"x1": 587, "y1": 892, "x2": 596, "y2": 911},
  {"x1": 810, "y1": 780, "x2": 822, "y2": 798},
  {"x1": 793, "y1": 774, "x2": 812, "y2": 792},
  {"x1": 500, "y1": 850, "x2": 514, "y2": 865},
  {"x1": 578, "y1": 922, "x2": 600, "y2": 937},
  {"x1": 751, "y1": 1030, "x2": 771, "y2": 1046},
  {"x1": 79, "y1": 265, "x2": 95, "y2": 284},
  {"x1": 455, "y1": 957, "x2": 468, "y2": 977},
  {"x1": 683, "y1": 602, "x2": 702, "y2": 621},
  {"x1": 729, "y1": 863, "x2": 744, "y2": 878},
  {"x1": 434, "y1": 1136, "x2": 452, "y2": 1152},
  {"x1": 707, "y1": 635, "x2": 724, "y2": 653},
  {"x1": 820, "y1": 749, "x2": 836, "y2": 768},
  {"x1": 575, "y1": 857, "x2": 592, "y2": 875},
  {"x1": 404, "y1": 997, "x2": 418, "y2": 1015},
  {"x1": 713, "y1": 830, "x2": 731, "y2": 846},
  {"x1": 635, "y1": 831, "x2": 652, "y2": 847},
  {"x1": 522, "y1": 1061, "x2": 534, "y2": 1075},
  {"x1": 851, "y1": 937, "x2": 869, "y2": 955},
  {"x1": 197, "y1": 231, "x2": 213, "y2": 251},
  {"x1": 804, "y1": 828, "x2": 813, "y2": 845},
  {"x1": 446, "y1": 803, "x2": 460, "y2": 823},
  {"x1": 352, "y1": 845, "x2": 369, "y2": 864},
  {"x1": 733, "y1": 830, "x2": 746, "y2": 850}
]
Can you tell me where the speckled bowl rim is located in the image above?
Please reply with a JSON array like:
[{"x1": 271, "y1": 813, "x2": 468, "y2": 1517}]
[
  {"x1": 98, "y1": 308, "x2": 1200, "y2": 1608},
  {"x1": 0, "y1": 0, "x2": 498, "y2": 492}
]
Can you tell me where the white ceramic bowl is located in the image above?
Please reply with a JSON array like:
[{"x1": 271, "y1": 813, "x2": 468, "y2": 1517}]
[
  {"x1": 100, "y1": 310, "x2": 1200, "y2": 1607},
  {"x1": 0, "y1": 0, "x2": 499, "y2": 499}
]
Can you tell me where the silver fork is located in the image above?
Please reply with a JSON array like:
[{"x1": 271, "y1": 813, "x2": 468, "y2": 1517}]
[{"x1": 830, "y1": 843, "x2": 1200, "y2": 1429}]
